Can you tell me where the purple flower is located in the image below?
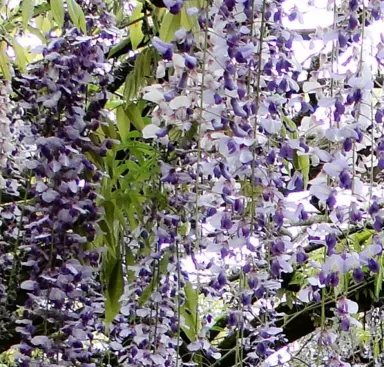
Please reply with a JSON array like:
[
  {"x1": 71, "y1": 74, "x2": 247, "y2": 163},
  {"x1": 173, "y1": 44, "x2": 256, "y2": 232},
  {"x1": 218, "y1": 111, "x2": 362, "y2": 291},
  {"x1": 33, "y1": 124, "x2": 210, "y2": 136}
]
[
  {"x1": 248, "y1": 275, "x2": 258, "y2": 289},
  {"x1": 214, "y1": 93, "x2": 222, "y2": 104},
  {"x1": 231, "y1": 98, "x2": 247, "y2": 118},
  {"x1": 279, "y1": 144, "x2": 294, "y2": 160},
  {"x1": 273, "y1": 211, "x2": 284, "y2": 229},
  {"x1": 184, "y1": 54, "x2": 197, "y2": 69},
  {"x1": 378, "y1": 158, "x2": 384, "y2": 169},
  {"x1": 338, "y1": 33, "x2": 348, "y2": 48},
  {"x1": 255, "y1": 285, "x2": 265, "y2": 298},
  {"x1": 267, "y1": 80, "x2": 277, "y2": 91},
  {"x1": 339, "y1": 169, "x2": 352, "y2": 189},
  {"x1": 368, "y1": 201, "x2": 380, "y2": 215},
  {"x1": 325, "y1": 234, "x2": 337, "y2": 256},
  {"x1": 221, "y1": 214, "x2": 233, "y2": 230},
  {"x1": 224, "y1": 73, "x2": 237, "y2": 90},
  {"x1": 298, "y1": 206, "x2": 309, "y2": 221},
  {"x1": 241, "y1": 293, "x2": 251, "y2": 305},
  {"x1": 256, "y1": 341, "x2": 267, "y2": 356},
  {"x1": 353, "y1": 89, "x2": 362, "y2": 103},
  {"x1": 233, "y1": 199, "x2": 244, "y2": 214},
  {"x1": 228, "y1": 312, "x2": 238, "y2": 327},
  {"x1": 271, "y1": 261, "x2": 281, "y2": 277},
  {"x1": 296, "y1": 251, "x2": 308, "y2": 265},
  {"x1": 372, "y1": 7, "x2": 380, "y2": 20},
  {"x1": 353, "y1": 268, "x2": 364, "y2": 282},
  {"x1": 288, "y1": 11, "x2": 296, "y2": 22},
  {"x1": 373, "y1": 216, "x2": 383, "y2": 232},
  {"x1": 343, "y1": 137, "x2": 352, "y2": 152},
  {"x1": 266, "y1": 150, "x2": 275, "y2": 165},
  {"x1": 218, "y1": 272, "x2": 227, "y2": 286},
  {"x1": 340, "y1": 317, "x2": 350, "y2": 331},
  {"x1": 348, "y1": 15, "x2": 358, "y2": 30},
  {"x1": 271, "y1": 240, "x2": 285, "y2": 255},
  {"x1": 326, "y1": 194, "x2": 337, "y2": 210},
  {"x1": 243, "y1": 263, "x2": 251, "y2": 273},
  {"x1": 350, "y1": 203, "x2": 362, "y2": 222},
  {"x1": 152, "y1": 37, "x2": 173, "y2": 60},
  {"x1": 368, "y1": 258, "x2": 380, "y2": 273},
  {"x1": 326, "y1": 273, "x2": 339, "y2": 287},
  {"x1": 349, "y1": 0, "x2": 358, "y2": 11},
  {"x1": 375, "y1": 109, "x2": 383, "y2": 123}
]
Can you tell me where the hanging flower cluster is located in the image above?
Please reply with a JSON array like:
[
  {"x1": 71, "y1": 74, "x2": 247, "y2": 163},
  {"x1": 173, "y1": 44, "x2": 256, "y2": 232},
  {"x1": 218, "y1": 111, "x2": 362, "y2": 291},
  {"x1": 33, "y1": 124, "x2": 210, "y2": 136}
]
[
  {"x1": 0, "y1": 81, "x2": 28, "y2": 344},
  {"x1": 136, "y1": 0, "x2": 384, "y2": 365},
  {"x1": 0, "y1": 1, "x2": 119, "y2": 365},
  {"x1": 4, "y1": 0, "x2": 384, "y2": 365}
]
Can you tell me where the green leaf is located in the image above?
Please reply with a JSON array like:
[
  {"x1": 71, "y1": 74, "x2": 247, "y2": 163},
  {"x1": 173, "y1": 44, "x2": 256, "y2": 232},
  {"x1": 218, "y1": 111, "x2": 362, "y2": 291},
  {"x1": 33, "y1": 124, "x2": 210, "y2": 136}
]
[
  {"x1": 295, "y1": 153, "x2": 310, "y2": 189},
  {"x1": 179, "y1": 282, "x2": 198, "y2": 341},
  {"x1": 12, "y1": 38, "x2": 28, "y2": 72},
  {"x1": 124, "y1": 48, "x2": 155, "y2": 100},
  {"x1": 0, "y1": 42, "x2": 11, "y2": 80},
  {"x1": 281, "y1": 114, "x2": 298, "y2": 137},
  {"x1": 282, "y1": 113, "x2": 310, "y2": 188},
  {"x1": 125, "y1": 103, "x2": 145, "y2": 131},
  {"x1": 125, "y1": 248, "x2": 135, "y2": 282},
  {"x1": 22, "y1": 0, "x2": 35, "y2": 30},
  {"x1": 139, "y1": 251, "x2": 170, "y2": 306},
  {"x1": 104, "y1": 258, "x2": 124, "y2": 326},
  {"x1": 159, "y1": 12, "x2": 181, "y2": 42},
  {"x1": 98, "y1": 219, "x2": 116, "y2": 253},
  {"x1": 66, "y1": 0, "x2": 87, "y2": 34},
  {"x1": 129, "y1": 3, "x2": 144, "y2": 50},
  {"x1": 180, "y1": 6, "x2": 196, "y2": 33},
  {"x1": 374, "y1": 336, "x2": 380, "y2": 359},
  {"x1": 353, "y1": 229, "x2": 374, "y2": 247},
  {"x1": 126, "y1": 202, "x2": 138, "y2": 230},
  {"x1": 337, "y1": 229, "x2": 374, "y2": 253},
  {"x1": 180, "y1": 307, "x2": 196, "y2": 342},
  {"x1": 108, "y1": 37, "x2": 131, "y2": 59},
  {"x1": 116, "y1": 106, "x2": 131, "y2": 143},
  {"x1": 27, "y1": 25, "x2": 47, "y2": 43},
  {"x1": 50, "y1": 0, "x2": 64, "y2": 27},
  {"x1": 185, "y1": 282, "x2": 197, "y2": 322},
  {"x1": 105, "y1": 99, "x2": 125, "y2": 110}
]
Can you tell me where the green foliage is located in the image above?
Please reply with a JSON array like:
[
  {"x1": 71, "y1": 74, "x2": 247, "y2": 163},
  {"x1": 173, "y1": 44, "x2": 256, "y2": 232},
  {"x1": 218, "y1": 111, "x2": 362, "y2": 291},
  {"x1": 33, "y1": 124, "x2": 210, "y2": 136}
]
[
  {"x1": 108, "y1": 37, "x2": 132, "y2": 59},
  {"x1": 12, "y1": 37, "x2": 28, "y2": 72},
  {"x1": 124, "y1": 102, "x2": 146, "y2": 131},
  {"x1": 116, "y1": 105, "x2": 131, "y2": 143},
  {"x1": 50, "y1": 0, "x2": 64, "y2": 28},
  {"x1": 0, "y1": 42, "x2": 11, "y2": 80},
  {"x1": 336, "y1": 229, "x2": 374, "y2": 253},
  {"x1": 159, "y1": 6, "x2": 197, "y2": 42},
  {"x1": 139, "y1": 251, "x2": 170, "y2": 306},
  {"x1": 86, "y1": 104, "x2": 162, "y2": 324},
  {"x1": 67, "y1": 0, "x2": 87, "y2": 34},
  {"x1": 124, "y1": 48, "x2": 158, "y2": 100},
  {"x1": 104, "y1": 257, "x2": 124, "y2": 326},
  {"x1": 159, "y1": 12, "x2": 181, "y2": 42},
  {"x1": 128, "y1": 2, "x2": 144, "y2": 50},
  {"x1": 282, "y1": 114, "x2": 310, "y2": 188},
  {"x1": 180, "y1": 281, "x2": 199, "y2": 341},
  {"x1": 22, "y1": 0, "x2": 35, "y2": 30}
]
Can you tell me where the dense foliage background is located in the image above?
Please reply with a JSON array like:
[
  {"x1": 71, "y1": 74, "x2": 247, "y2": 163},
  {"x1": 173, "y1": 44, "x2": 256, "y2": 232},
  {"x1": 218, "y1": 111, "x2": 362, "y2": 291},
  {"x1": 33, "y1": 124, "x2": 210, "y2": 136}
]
[{"x1": 2, "y1": 0, "x2": 384, "y2": 366}]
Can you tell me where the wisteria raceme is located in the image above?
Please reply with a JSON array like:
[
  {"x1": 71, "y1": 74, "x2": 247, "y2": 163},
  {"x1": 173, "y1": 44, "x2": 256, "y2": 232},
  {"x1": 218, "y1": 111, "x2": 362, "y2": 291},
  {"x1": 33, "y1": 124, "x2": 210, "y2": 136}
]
[
  {"x1": 0, "y1": 81, "x2": 28, "y2": 345},
  {"x1": 4, "y1": 0, "x2": 384, "y2": 365},
  {"x1": 0, "y1": 1, "x2": 118, "y2": 365},
  {"x1": 140, "y1": 0, "x2": 384, "y2": 365}
]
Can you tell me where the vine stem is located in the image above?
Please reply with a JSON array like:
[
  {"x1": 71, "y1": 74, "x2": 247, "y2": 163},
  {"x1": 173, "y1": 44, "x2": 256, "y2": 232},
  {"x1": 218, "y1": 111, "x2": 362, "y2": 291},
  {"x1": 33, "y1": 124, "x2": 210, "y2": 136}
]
[
  {"x1": 191, "y1": 2, "x2": 209, "y2": 347},
  {"x1": 235, "y1": 1, "x2": 267, "y2": 366}
]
